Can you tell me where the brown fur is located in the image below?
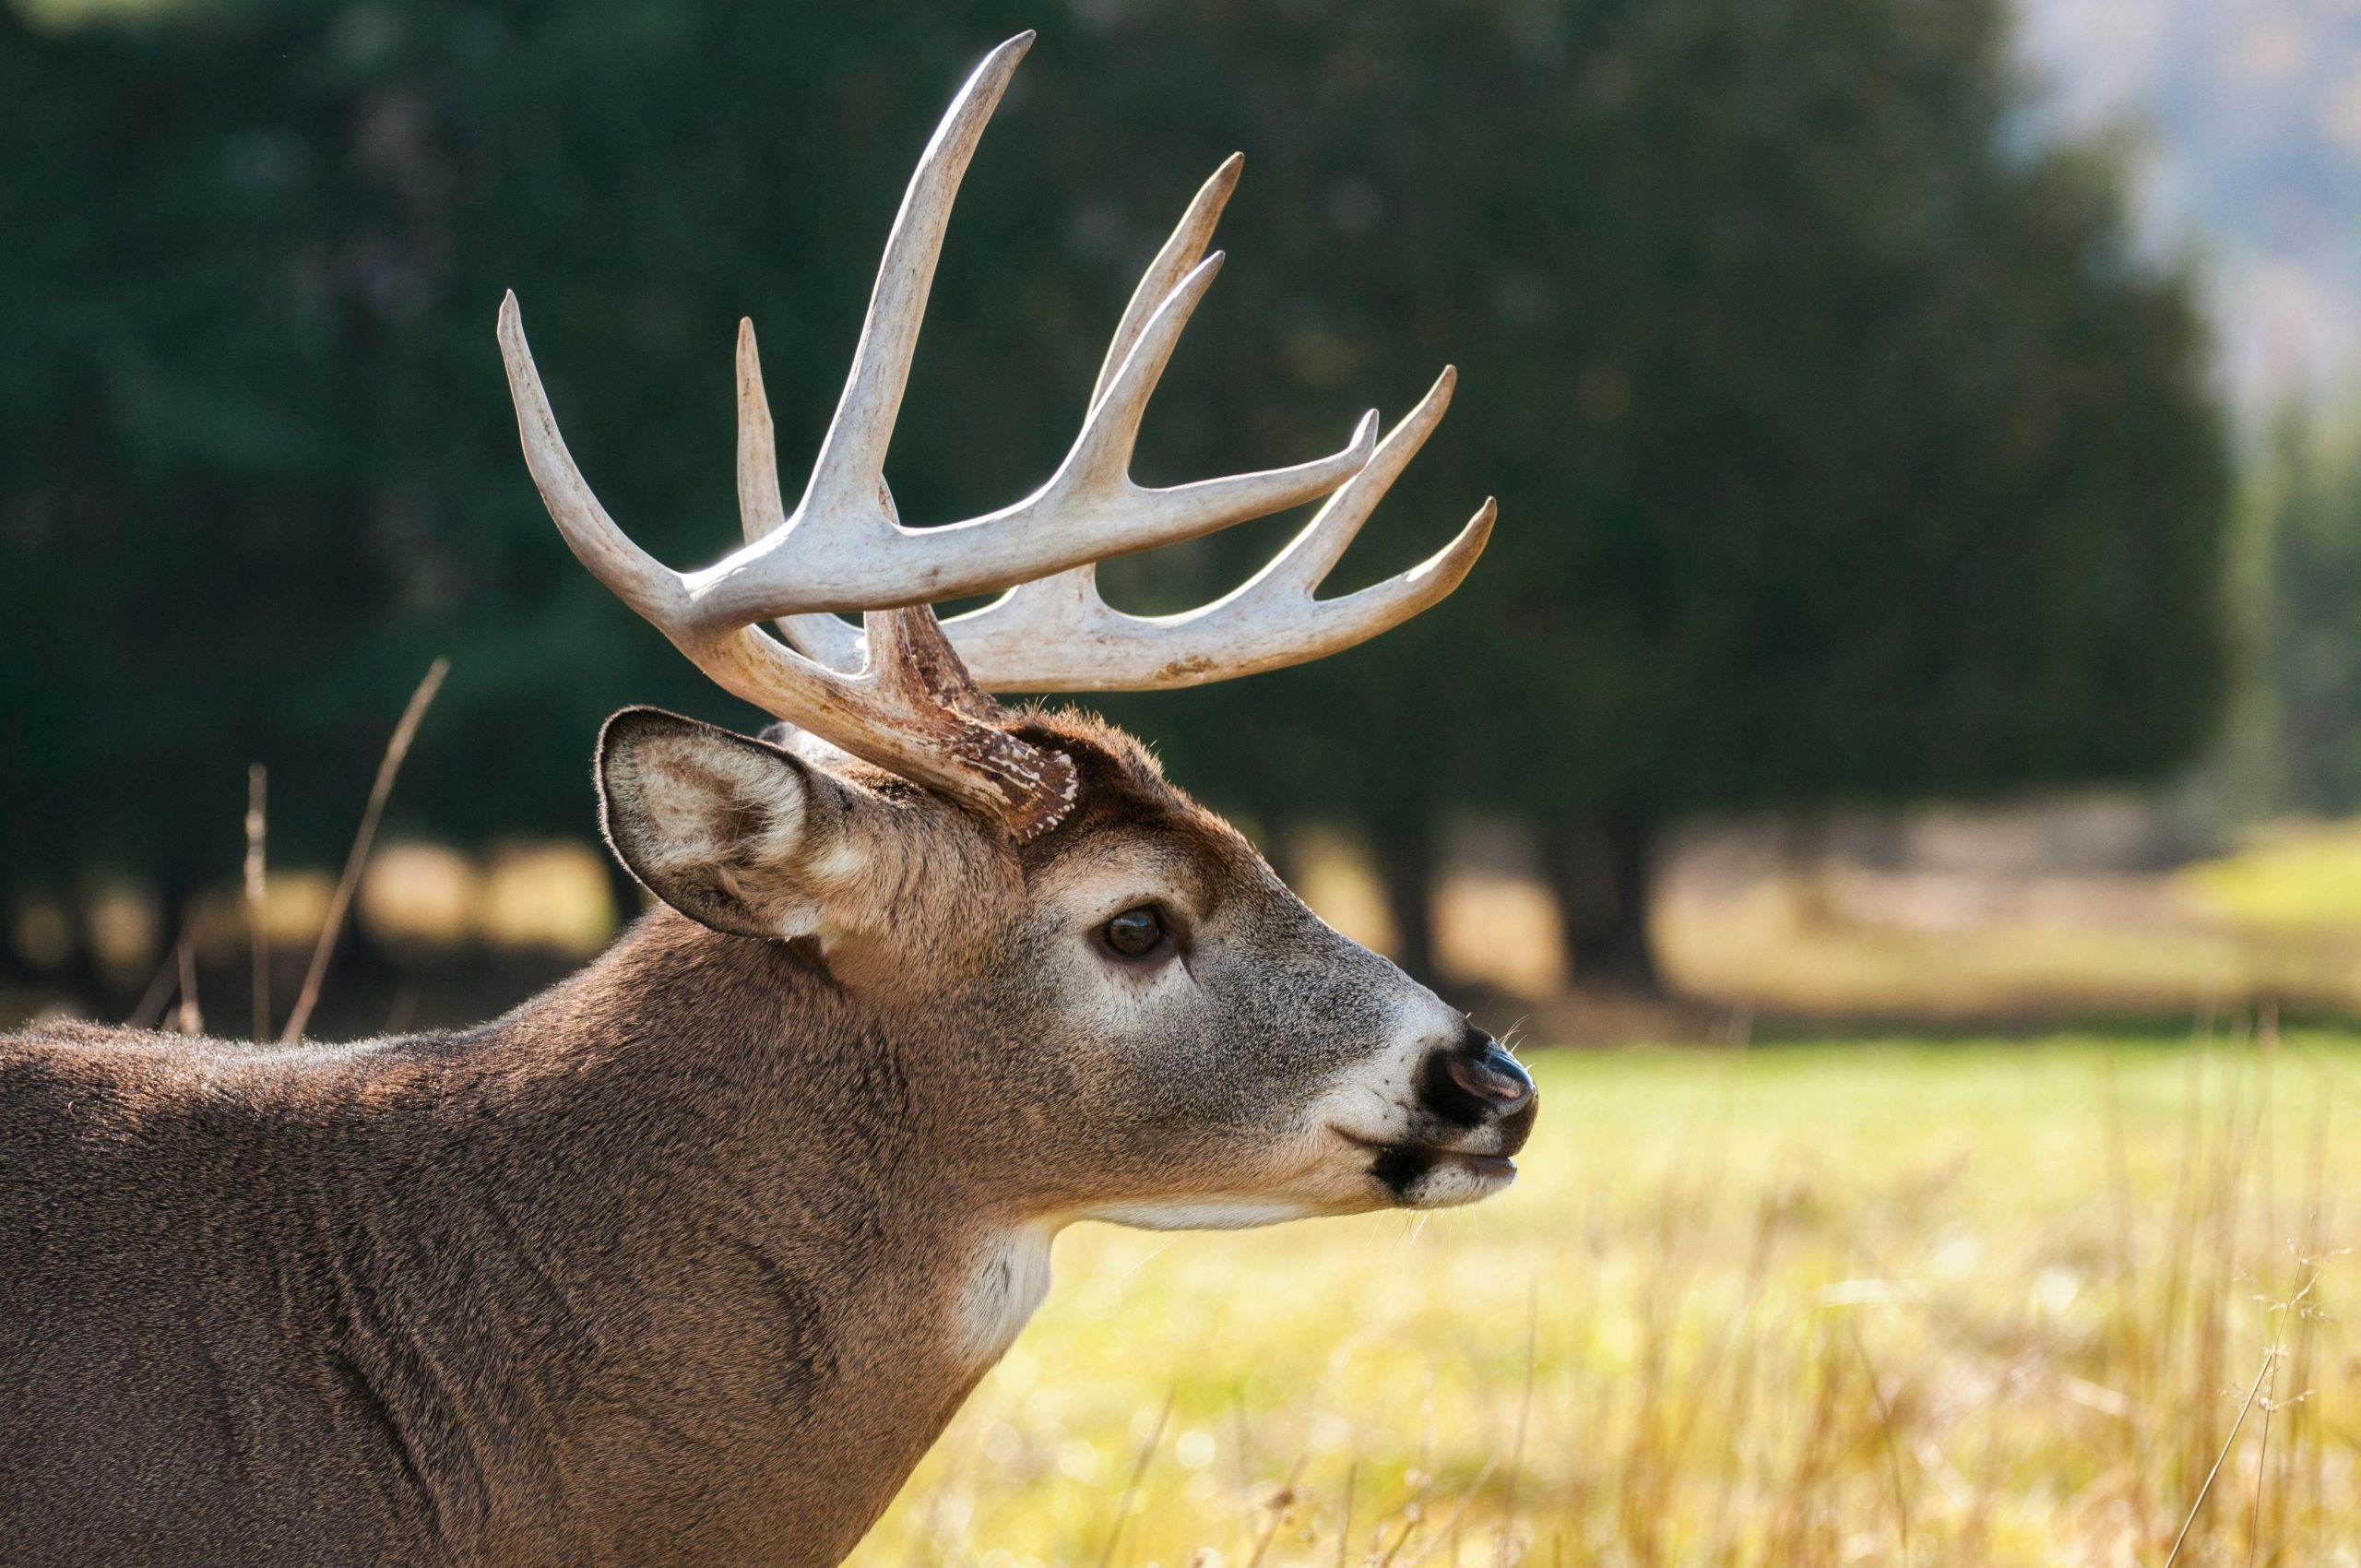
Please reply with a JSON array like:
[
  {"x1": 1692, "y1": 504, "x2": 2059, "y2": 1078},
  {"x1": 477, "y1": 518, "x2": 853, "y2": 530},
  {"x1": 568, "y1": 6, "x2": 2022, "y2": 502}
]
[{"x1": 0, "y1": 709, "x2": 1529, "y2": 1565}]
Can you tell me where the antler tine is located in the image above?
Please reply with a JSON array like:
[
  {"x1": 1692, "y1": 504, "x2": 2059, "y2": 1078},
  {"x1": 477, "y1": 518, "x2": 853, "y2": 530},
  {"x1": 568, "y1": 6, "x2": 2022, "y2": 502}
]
[
  {"x1": 1090, "y1": 153, "x2": 1242, "y2": 414},
  {"x1": 938, "y1": 367, "x2": 1492, "y2": 692},
  {"x1": 1255, "y1": 370, "x2": 1469, "y2": 595},
  {"x1": 799, "y1": 31, "x2": 1033, "y2": 522},
  {"x1": 738, "y1": 318, "x2": 868, "y2": 671},
  {"x1": 773, "y1": 151, "x2": 1250, "y2": 675},
  {"x1": 729, "y1": 27, "x2": 1027, "y2": 658},
  {"x1": 499, "y1": 292, "x2": 695, "y2": 631},
  {"x1": 738, "y1": 316, "x2": 791, "y2": 546}
]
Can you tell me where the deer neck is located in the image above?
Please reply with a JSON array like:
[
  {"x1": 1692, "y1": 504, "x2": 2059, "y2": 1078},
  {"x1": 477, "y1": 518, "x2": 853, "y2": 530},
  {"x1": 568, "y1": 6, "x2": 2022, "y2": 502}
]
[{"x1": 375, "y1": 911, "x2": 1047, "y2": 1562}]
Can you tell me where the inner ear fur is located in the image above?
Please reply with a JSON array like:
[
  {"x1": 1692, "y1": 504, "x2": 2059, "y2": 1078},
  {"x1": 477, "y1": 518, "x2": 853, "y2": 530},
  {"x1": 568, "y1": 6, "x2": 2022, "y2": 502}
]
[{"x1": 597, "y1": 707, "x2": 862, "y2": 941}]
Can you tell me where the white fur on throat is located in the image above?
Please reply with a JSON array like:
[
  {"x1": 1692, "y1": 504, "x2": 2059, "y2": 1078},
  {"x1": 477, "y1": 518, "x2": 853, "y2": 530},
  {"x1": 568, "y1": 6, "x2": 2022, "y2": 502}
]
[{"x1": 955, "y1": 1224, "x2": 1057, "y2": 1366}]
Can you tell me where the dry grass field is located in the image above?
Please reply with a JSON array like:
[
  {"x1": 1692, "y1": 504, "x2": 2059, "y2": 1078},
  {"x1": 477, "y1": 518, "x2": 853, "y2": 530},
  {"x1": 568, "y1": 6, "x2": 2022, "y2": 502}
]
[{"x1": 851, "y1": 1030, "x2": 2361, "y2": 1566}]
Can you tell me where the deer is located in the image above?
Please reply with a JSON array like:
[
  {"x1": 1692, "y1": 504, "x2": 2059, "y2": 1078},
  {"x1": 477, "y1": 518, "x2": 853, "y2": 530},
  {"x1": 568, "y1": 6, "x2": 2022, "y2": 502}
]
[{"x1": 0, "y1": 32, "x2": 1534, "y2": 1568}]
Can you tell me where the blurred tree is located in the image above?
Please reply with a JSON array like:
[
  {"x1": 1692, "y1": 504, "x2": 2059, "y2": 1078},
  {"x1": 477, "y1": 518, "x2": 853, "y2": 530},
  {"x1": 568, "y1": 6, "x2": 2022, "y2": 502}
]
[
  {"x1": 0, "y1": 0, "x2": 1019, "y2": 969},
  {"x1": 2236, "y1": 412, "x2": 2361, "y2": 815},
  {"x1": 1050, "y1": 0, "x2": 2231, "y2": 991},
  {"x1": 0, "y1": 0, "x2": 2227, "y2": 998}
]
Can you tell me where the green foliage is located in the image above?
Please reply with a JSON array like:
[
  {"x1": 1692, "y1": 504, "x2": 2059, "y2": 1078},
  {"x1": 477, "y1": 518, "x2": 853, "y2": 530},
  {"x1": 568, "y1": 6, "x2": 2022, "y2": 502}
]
[
  {"x1": 1084, "y1": 0, "x2": 2231, "y2": 829},
  {"x1": 0, "y1": 0, "x2": 2229, "y2": 892}
]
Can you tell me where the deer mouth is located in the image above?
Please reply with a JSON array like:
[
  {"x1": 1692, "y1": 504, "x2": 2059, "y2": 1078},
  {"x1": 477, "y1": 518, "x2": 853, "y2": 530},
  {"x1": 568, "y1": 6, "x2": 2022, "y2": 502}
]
[{"x1": 1333, "y1": 1131, "x2": 1518, "y2": 1204}]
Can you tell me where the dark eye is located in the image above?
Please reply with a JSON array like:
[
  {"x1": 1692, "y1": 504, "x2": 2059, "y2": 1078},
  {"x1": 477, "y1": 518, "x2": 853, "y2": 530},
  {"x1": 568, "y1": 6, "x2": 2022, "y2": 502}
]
[{"x1": 1101, "y1": 905, "x2": 1167, "y2": 957}]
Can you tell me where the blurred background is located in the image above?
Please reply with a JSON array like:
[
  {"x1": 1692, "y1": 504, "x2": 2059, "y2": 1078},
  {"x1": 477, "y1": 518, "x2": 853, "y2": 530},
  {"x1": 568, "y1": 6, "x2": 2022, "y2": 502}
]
[
  {"x1": 4, "y1": 0, "x2": 2351, "y2": 1040},
  {"x1": 10, "y1": 3, "x2": 2361, "y2": 1560}
]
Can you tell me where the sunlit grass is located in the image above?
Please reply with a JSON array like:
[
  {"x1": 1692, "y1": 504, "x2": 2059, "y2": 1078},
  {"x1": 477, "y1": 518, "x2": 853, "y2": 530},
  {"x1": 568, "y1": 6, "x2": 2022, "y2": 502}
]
[
  {"x1": 1655, "y1": 847, "x2": 2361, "y2": 1017},
  {"x1": 853, "y1": 1033, "x2": 2361, "y2": 1566},
  {"x1": 2185, "y1": 820, "x2": 2361, "y2": 931}
]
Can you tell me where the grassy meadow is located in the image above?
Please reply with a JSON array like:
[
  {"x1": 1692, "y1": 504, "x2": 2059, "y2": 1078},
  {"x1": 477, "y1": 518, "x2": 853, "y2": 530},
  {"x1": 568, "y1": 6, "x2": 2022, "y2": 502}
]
[{"x1": 852, "y1": 1032, "x2": 2361, "y2": 1566}]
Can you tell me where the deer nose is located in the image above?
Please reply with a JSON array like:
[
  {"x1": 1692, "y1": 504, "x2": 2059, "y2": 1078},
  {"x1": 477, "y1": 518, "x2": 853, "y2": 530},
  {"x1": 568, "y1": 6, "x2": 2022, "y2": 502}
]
[{"x1": 1444, "y1": 1028, "x2": 1535, "y2": 1114}]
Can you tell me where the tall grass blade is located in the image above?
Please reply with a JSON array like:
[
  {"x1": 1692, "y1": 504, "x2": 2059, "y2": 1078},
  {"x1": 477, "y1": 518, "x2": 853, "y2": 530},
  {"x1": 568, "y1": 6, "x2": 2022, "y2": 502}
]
[
  {"x1": 280, "y1": 658, "x2": 447, "y2": 1043},
  {"x1": 244, "y1": 762, "x2": 268, "y2": 1039}
]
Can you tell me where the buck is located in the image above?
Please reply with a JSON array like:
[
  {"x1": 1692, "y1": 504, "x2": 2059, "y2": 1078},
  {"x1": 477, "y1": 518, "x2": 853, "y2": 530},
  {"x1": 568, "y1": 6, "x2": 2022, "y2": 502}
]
[{"x1": 0, "y1": 33, "x2": 1534, "y2": 1568}]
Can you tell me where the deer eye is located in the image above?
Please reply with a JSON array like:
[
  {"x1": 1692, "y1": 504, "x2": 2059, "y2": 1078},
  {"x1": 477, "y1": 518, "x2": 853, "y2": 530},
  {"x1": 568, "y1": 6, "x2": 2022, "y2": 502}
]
[{"x1": 1101, "y1": 905, "x2": 1167, "y2": 957}]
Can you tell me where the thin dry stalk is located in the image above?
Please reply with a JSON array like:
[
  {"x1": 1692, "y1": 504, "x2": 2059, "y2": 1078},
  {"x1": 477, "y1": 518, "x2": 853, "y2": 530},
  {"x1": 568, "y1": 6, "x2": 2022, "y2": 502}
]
[
  {"x1": 2299, "y1": 1093, "x2": 2334, "y2": 1562},
  {"x1": 1647, "y1": 1175, "x2": 1786, "y2": 1562},
  {"x1": 2163, "y1": 1334, "x2": 2284, "y2": 1567},
  {"x1": 2188, "y1": 1033, "x2": 2268, "y2": 1536},
  {"x1": 1767, "y1": 1319, "x2": 1846, "y2": 1566},
  {"x1": 2248, "y1": 1344, "x2": 2280, "y2": 1568},
  {"x1": 1844, "y1": 1316, "x2": 1912, "y2": 1564},
  {"x1": 1338, "y1": 1460, "x2": 1358, "y2": 1568},
  {"x1": 172, "y1": 936, "x2": 201, "y2": 1036},
  {"x1": 1497, "y1": 1287, "x2": 1536, "y2": 1567},
  {"x1": 2098, "y1": 1047, "x2": 2149, "y2": 1532},
  {"x1": 1402, "y1": 1457, "x2": 1499, "y2": 1568},
  {"x1": 1373, "y1": 1514, "x2": 1421, "y2": 1568},
  {"x1": 2248, "y1": 1261, "x2": 2324, "y2": 1566},
  {"x1": 2153, "y1": 1022, "x2": 2228, "y2": 1536},
  {"x1": 1703, "y1": 1313, "x2": 1764, "y2": 1568},
  {"x1": 127, "y1": 940, "x2": 181, "y2": 1029},
  {"x1": 245, "y1": 762, "x2": 269, "y2": 1039},
  {"x1": 280, "y1": 658, "x2": 447, "y2": 1043},
  {"x1": 1240, "y1": 1455, "x2": 1308, "y2": 1568},
  {"x1": 1092, "y1": 1387, "x2": 1174, "y2": 1568},
  {"x1": 1617, "y1": 1108, "x2": 1740, "y2": 1557}
]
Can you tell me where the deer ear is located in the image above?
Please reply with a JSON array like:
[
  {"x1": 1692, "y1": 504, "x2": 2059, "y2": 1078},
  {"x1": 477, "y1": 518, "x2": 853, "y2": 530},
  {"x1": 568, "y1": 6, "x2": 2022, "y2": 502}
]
[{"x1": 596, "y1": 707, "x2": 870, "y2": 942}]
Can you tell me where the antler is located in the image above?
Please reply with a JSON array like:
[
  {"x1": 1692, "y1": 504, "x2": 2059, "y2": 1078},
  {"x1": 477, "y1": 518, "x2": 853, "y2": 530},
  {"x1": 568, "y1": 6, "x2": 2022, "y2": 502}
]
[
  {"x1": 758, "y1": 147, "x2": 1494, "y2": 690},
  {"x1": 502, "y1": 32, "x2": 1378, "y2": 636},
  {"x1": 500, "y1": 31, "x2": 1489, "y2": 840}
]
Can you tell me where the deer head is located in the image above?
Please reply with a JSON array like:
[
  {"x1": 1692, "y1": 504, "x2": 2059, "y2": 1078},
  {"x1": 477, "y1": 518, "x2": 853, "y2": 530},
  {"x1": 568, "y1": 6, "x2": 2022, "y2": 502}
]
[{"x1": 496, "y1": 31, "x2": 1533, "y2": 1254}]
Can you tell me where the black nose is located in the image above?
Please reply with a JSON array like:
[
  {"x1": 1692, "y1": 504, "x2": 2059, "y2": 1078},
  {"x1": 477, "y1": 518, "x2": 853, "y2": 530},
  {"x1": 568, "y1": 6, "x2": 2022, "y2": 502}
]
[
  {"x1": 1445, "y1": 1029, "x2": 1535, "y2": 1113},
  {"x1": 1418, "y1": 1023, "x2": 1536, "y2": 1127}
]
